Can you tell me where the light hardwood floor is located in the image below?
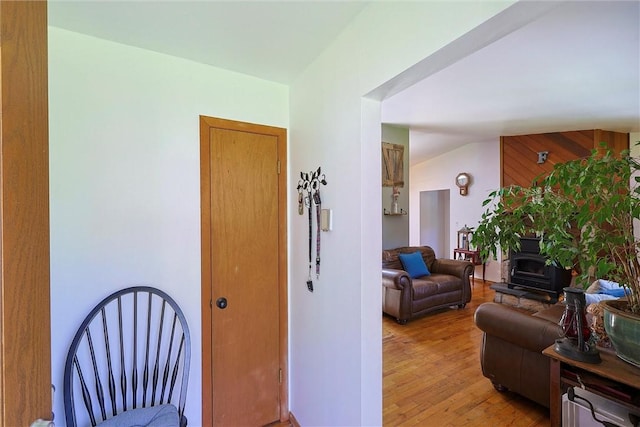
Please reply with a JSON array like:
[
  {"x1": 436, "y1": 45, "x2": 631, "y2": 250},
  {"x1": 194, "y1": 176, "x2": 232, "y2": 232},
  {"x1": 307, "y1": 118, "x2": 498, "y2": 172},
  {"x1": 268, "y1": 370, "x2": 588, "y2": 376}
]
[{"x1": 383, "y1": 280, "x2": 550, "y2": 427}]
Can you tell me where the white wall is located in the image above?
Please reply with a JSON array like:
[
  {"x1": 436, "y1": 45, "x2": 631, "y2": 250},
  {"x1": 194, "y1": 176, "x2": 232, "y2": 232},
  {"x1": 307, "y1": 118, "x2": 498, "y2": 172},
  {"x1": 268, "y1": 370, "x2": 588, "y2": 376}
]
[
  {"x1": 288, "y1": 2, "x2": 515, "y2": 425},
  {"x1": 410, "y1": 141, "x2": 502, "y2": 282},
  {"x1": 48, "y1": 27, "x2": 288, "y2": 426}
]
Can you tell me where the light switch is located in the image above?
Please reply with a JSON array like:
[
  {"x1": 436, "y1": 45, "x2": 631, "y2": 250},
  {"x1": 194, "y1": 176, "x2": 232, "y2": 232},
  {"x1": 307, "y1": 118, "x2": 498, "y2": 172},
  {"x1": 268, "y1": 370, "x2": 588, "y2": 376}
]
[{"x1": 321, "y1": 209, "x2": 332, "y2": 231}]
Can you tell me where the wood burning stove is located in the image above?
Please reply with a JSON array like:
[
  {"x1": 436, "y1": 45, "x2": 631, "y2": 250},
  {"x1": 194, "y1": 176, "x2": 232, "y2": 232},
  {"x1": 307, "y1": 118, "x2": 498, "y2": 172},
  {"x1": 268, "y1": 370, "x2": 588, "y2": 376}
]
[{"x1": 508, "y1": 237, "x2": 572, "y2": 300}]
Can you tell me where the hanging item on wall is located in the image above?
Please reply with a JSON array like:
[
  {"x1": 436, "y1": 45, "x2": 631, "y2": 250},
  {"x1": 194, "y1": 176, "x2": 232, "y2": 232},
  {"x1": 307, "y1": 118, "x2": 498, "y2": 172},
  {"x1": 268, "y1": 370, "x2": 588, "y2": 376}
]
[
  {"x1": 382, "y1": 142, "x2": 404, "y2": 187},
  {"x1": 391, "y1": 186, "x2": 400, "y2": 214},
  {"x1": 455, "y1": 172, "x2": 471, "y2": 196},
  {"x1": 297, "y1": 167, "x2": 328, "y2": 292},
  {"x1": 537, "y1": 151, "x2": 549, "y2": 164}
]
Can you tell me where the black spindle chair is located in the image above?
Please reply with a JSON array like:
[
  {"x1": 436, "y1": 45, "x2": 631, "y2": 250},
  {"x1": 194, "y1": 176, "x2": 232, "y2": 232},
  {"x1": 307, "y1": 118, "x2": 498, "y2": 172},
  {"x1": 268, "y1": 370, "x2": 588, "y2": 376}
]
[{"x1": 64, "y1": 286, "x2": 191, "y2": 427}]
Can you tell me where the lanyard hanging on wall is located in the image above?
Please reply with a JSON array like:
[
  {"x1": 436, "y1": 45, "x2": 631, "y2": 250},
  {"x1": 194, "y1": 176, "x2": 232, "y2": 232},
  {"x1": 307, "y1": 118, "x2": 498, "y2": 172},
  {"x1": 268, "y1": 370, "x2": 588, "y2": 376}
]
[
  {"x1": 313, "y1": 188, "x2": 321, "y2": 279},
  {"x1": 297, "y1": 167, "x2": 327, "y2": 292},
  {"x1": 306, "y1": 194, "x2": 313, "y2": 289}
]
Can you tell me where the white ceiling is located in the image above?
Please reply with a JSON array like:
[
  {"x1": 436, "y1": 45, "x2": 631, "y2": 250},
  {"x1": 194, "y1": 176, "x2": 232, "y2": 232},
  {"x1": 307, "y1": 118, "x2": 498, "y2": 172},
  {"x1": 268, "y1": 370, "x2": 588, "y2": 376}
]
[
  {"x1": 47, "y1": 0, "x2": 370, "y2": 84},
  {"x1": 48, "y1": 1, "x2": 640, "y2": 166}
]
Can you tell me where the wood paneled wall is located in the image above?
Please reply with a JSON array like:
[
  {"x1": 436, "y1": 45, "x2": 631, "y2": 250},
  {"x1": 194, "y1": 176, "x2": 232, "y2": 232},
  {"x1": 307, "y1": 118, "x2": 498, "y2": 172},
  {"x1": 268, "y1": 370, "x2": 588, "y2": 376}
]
[
  {"x1": 501, "y1": 129, "x2": 629, "y2": 187},
  {"x1": 0, "y1": 1, "x2": 51, "y2": 425}
]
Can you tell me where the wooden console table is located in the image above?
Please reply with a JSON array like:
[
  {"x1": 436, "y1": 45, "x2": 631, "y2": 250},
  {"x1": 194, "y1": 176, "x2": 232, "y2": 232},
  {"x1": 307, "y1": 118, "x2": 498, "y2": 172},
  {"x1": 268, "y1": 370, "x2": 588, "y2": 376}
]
[
  {"x1": 453, "y1": 248, "x2": 485, "y2": 285},
  {"x1": 543, "y1": 344, "x2": 640, "y2": 426}
]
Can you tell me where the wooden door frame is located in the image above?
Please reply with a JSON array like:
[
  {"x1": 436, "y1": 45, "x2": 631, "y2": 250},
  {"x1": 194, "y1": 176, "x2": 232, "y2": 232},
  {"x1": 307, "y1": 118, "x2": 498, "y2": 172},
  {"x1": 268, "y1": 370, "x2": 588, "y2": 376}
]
[
  {"x1": 200, "y1": 116, "x2": 288, "y2": 426},
  {"x1": 0, "y1": 2, "x2": 51, "y2": 425}
]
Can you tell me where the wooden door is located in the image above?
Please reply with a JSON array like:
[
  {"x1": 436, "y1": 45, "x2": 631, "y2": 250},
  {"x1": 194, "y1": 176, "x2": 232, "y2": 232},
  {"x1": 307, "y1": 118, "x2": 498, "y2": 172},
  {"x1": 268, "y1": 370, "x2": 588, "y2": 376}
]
[{"x1": 200, "y1": 116, "x2": 288, "y2": 426}]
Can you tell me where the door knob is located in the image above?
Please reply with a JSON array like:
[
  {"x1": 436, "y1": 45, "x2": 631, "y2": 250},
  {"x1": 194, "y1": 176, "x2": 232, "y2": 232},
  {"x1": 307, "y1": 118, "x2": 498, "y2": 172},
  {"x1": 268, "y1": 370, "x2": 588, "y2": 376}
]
[{"x1": 216, "y1": 297, "x2": 228, "y2": 309}]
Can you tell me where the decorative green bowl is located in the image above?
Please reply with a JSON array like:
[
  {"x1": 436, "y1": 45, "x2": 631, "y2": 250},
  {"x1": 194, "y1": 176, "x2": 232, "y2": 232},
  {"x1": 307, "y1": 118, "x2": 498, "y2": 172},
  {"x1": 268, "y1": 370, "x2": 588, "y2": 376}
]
[{"x1": 603, "y1": 300, "x2": 640, "y2": 368}]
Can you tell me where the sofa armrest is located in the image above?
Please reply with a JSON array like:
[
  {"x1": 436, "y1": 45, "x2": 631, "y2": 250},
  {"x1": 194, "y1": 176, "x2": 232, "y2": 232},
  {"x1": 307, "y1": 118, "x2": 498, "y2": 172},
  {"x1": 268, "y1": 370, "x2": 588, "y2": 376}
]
[
  {"x1": 431, "y1": 258, "x2": 474, "y2": 279},
  {"x1": 474, "y1": 302, "x2": 561, "y2": 354},
  {"x1": 382, "y1": 268, "x2": 411, "y2": 291}
]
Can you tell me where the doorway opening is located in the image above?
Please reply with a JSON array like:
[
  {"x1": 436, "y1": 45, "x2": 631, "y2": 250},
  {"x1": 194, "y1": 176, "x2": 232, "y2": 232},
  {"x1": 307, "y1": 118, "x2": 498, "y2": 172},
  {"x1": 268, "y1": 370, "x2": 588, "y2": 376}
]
[{"x1": 419, "y1": 189, "x2": 450, "y2": 259}]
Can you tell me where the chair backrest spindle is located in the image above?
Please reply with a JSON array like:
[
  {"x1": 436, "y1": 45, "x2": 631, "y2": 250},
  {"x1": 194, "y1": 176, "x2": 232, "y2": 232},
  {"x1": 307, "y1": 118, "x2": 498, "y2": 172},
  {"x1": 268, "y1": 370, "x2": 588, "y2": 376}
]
[
  {"x1": 161, "y1": 314, "x2": 178, "y2": 404},
  {"x1": 151, "y1": 300, "x2": 167, "y2": 406},
  {"x1": 73, "y1": 356, "x2": 97, "y2": 426},
  {"x1": 100, "y1": 308, "x2": 118, "y2": 417},
  {"x1": 85, "y1": 329, "x2": 107, "y2": 421},
  {"x1": 117, "y1": 296, "x2": 127, "y2": 412},
  {"x1": 142, "y1": 292, "x2": 153, "y2": 407},
  {"x1": 132, "y1": 291, "x2": 138, "y2": 410}
]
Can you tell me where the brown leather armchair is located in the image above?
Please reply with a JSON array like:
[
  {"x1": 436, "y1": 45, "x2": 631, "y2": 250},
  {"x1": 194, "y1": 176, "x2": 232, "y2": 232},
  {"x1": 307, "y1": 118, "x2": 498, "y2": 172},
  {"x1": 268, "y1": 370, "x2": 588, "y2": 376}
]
[
  {"x1": 474, "y1": 302, "x2": 564, "y2": 408},
  {"x1": 382, "y1": 246, "x2": 473, "y2": 324}
]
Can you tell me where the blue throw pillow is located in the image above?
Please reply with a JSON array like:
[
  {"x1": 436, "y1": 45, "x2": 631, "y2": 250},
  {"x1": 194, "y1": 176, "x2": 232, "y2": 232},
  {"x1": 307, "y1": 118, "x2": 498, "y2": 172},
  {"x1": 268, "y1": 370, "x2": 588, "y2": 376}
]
[{"x1": 398, "y1": 251, "x2": 431, "y2": 278}]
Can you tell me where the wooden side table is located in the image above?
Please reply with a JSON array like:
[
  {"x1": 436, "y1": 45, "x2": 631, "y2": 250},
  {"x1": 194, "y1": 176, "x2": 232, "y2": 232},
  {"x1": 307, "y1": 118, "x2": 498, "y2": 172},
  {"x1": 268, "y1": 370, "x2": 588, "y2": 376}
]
[
  {"x1": 543, "y1": 344, "x2": 640, "y2": 426},
  {"x1": 453, "y1": 248, "x2": 485, "y2": 285}
]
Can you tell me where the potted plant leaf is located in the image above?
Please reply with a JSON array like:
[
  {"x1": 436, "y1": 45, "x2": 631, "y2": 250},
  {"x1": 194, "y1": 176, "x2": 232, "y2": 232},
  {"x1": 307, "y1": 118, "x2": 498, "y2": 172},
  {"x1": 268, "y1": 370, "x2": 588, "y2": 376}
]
[{"x1": 472, "y1": 144, "x2": 640, "y2": 367}]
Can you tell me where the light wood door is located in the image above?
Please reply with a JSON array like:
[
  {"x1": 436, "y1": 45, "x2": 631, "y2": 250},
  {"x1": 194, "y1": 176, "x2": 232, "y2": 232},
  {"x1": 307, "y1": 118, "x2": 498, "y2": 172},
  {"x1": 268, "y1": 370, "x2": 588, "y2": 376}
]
[{"x1": 200, "y1": 117, "x2": 288, "y2": 426}]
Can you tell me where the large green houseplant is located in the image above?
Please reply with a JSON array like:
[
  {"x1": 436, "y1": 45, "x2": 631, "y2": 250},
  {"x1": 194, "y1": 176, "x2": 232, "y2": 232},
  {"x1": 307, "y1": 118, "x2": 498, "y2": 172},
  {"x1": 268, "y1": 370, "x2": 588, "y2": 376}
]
[{"x1": 472, "y1": 145, "x2": 640, "y2": 365}]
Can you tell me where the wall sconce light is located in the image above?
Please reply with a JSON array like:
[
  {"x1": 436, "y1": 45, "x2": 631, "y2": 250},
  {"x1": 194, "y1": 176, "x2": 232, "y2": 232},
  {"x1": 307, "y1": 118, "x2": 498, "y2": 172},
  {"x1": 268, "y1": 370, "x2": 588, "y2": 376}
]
[{"x1": 537, "y1": 151, "x2": 549, "y2": 164}]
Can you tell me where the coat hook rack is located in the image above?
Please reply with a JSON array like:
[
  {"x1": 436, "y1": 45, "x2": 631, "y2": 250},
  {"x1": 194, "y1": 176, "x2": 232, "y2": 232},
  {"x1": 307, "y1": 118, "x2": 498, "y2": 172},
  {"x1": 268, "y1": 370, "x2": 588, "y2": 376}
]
[{"x1": 297, "y1": 167, "x2": 327, "y2": 293}]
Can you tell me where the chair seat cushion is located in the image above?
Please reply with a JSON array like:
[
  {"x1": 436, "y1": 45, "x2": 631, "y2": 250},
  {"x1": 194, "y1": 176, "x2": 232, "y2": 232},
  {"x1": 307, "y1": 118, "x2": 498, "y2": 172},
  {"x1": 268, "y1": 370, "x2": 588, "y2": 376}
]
[{"x1": 97, "y1": 404, "x2": 179, "y2": 427}]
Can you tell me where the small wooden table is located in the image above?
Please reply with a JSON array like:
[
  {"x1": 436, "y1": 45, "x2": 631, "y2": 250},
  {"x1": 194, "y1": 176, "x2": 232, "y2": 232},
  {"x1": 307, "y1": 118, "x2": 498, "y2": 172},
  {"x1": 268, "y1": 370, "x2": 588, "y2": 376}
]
[
  {"x1": 543, "y1": 344, "x2": 640, "y2": 426},
  {"x1": 453, "y1": 248, "x2": 485, "y2": 285}
]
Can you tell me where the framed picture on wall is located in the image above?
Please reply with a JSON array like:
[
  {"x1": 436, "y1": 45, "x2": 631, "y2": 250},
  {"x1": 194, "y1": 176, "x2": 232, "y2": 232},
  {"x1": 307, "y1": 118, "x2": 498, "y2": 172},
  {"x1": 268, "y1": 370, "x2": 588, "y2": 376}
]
[{"x1": 382, "y1": 142, "x2": 404, "y2": 187}]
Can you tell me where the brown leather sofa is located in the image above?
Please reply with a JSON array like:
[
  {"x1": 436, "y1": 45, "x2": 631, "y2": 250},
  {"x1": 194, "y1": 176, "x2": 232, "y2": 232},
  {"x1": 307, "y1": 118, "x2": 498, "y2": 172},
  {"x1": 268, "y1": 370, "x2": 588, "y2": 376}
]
[
  {"x1": 474, "y1": 302, "x2": 564, "y2": 408},
  {"x1": 382, "y1": 246, "x2": 473, "y2": 324}
]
